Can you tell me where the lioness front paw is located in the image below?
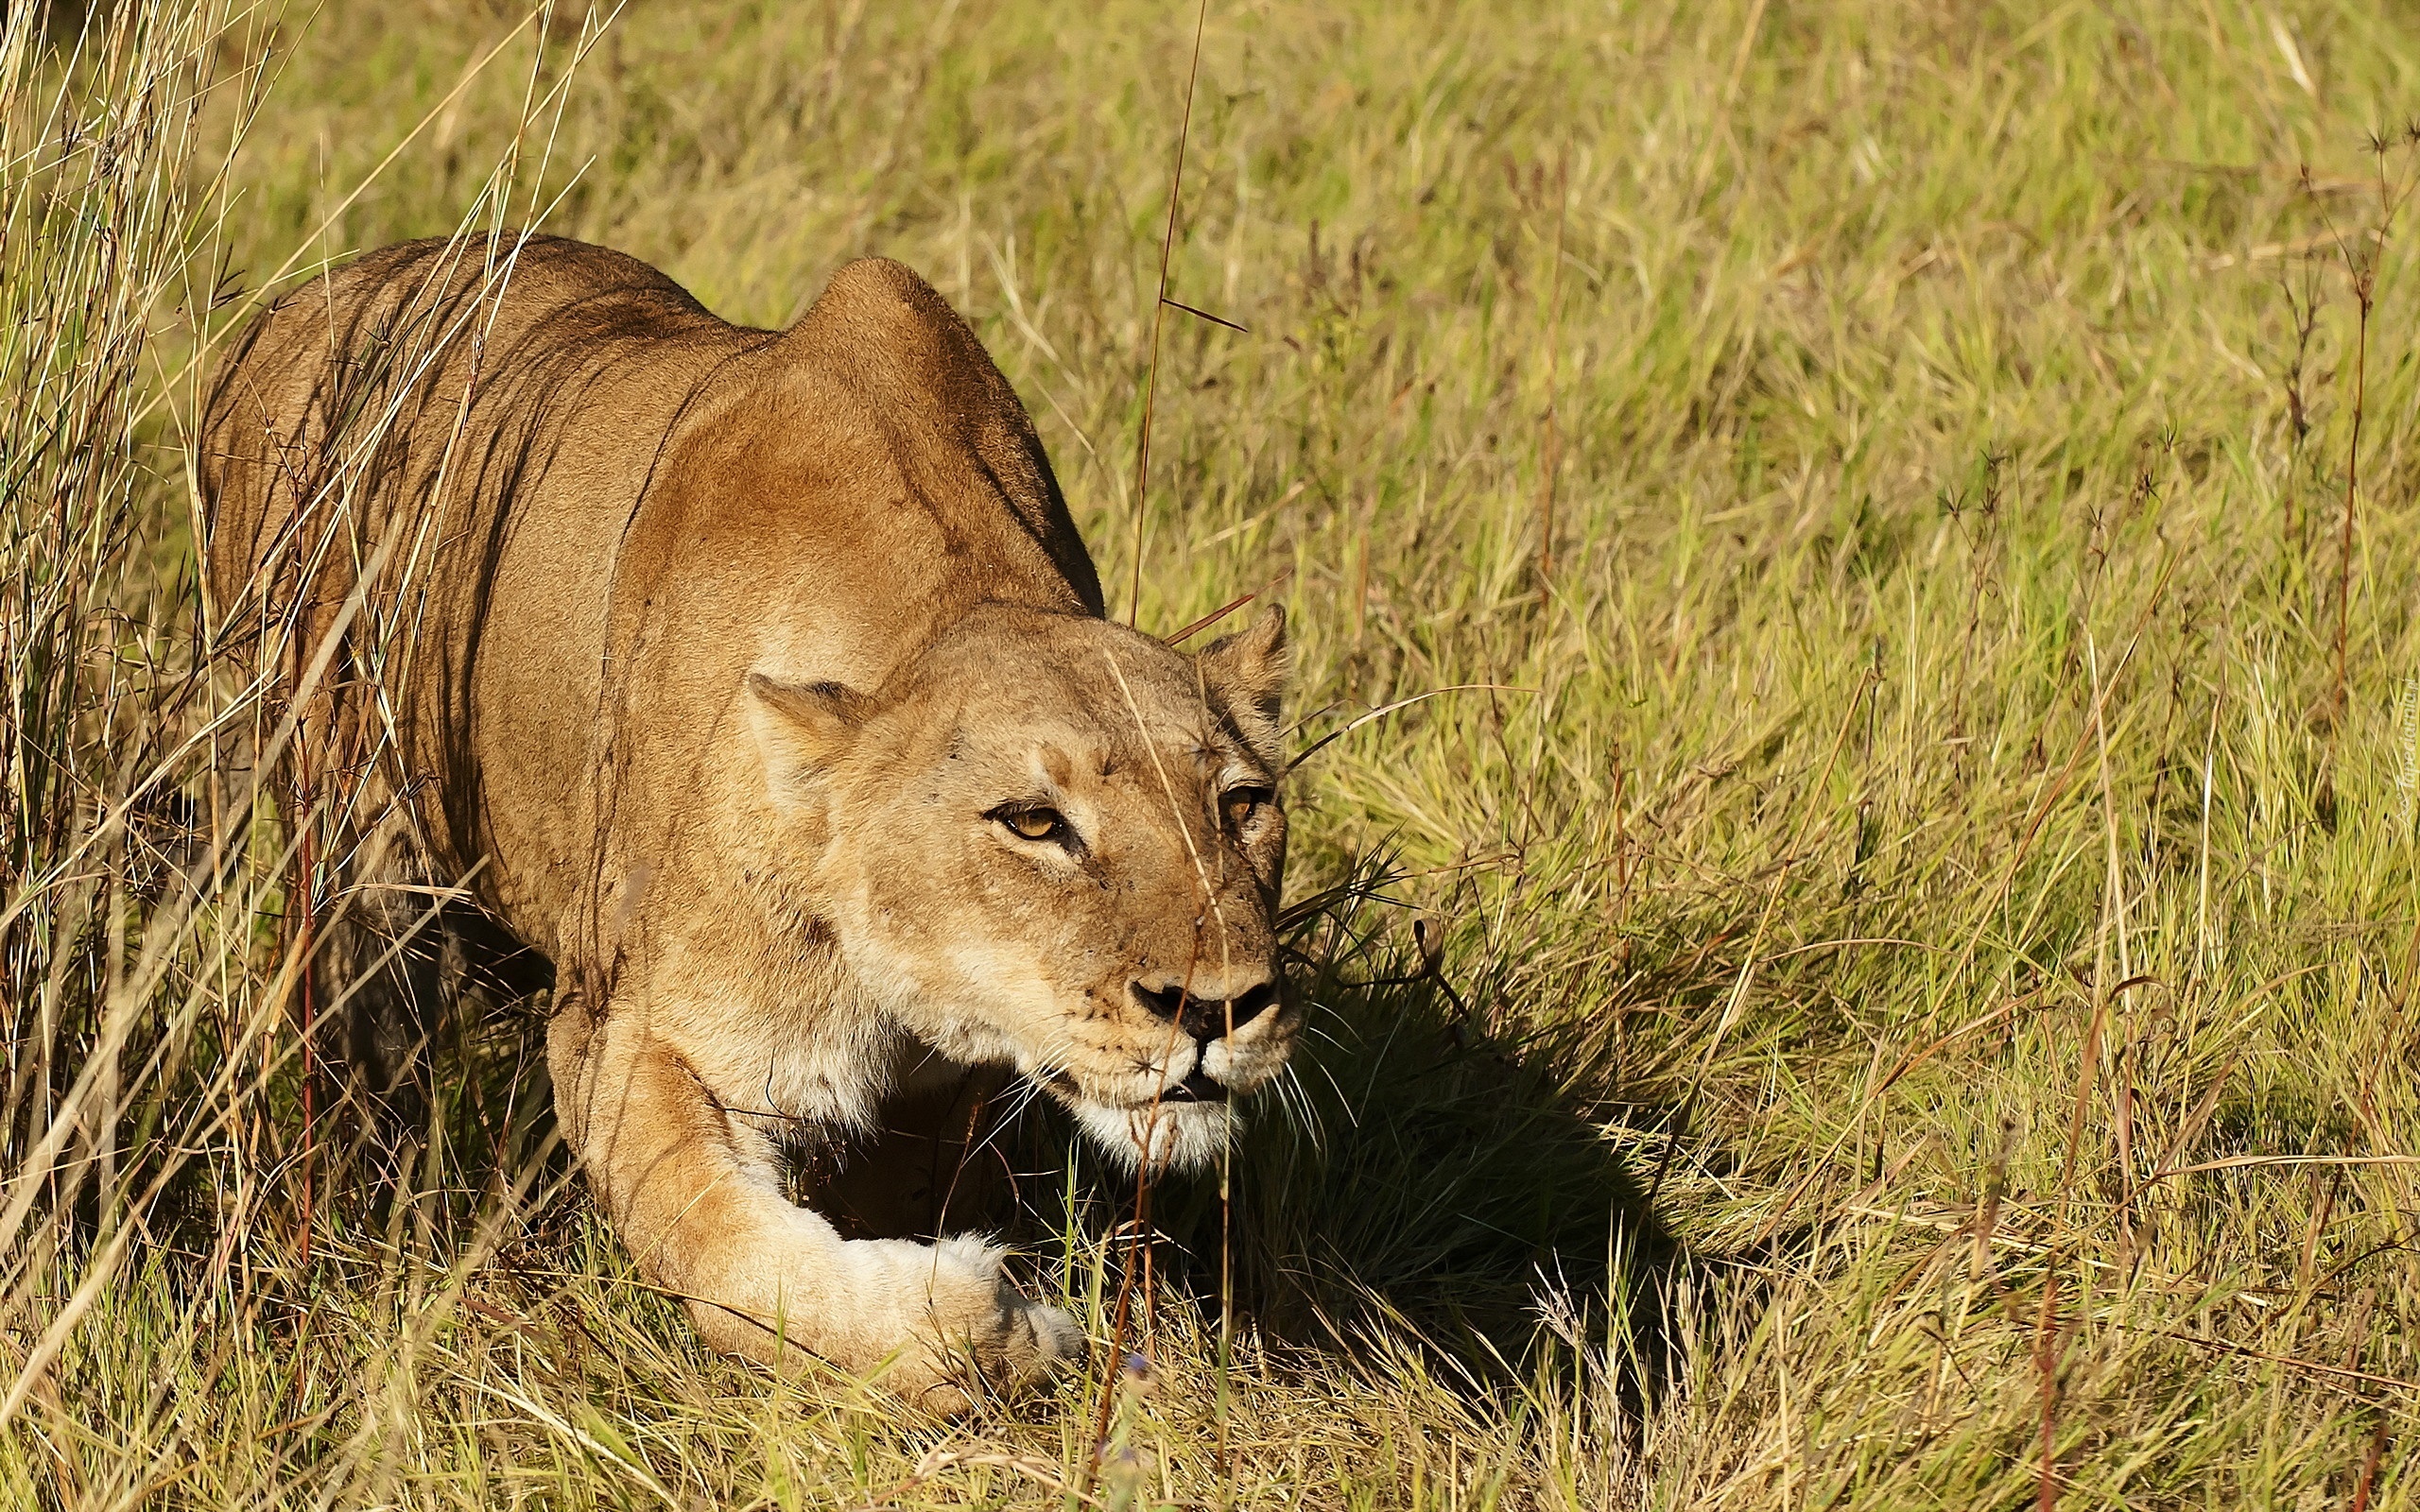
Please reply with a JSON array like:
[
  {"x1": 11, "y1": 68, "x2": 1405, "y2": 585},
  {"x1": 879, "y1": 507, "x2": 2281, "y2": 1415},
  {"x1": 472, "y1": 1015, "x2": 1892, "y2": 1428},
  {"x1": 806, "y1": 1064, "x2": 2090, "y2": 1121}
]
[
  {"x1": 909, "y1": 1235, "x2": 1082, "y2": 1407},
  {"x1": 990, "y1": 1291, "x2": 1083, "y2": 1384}
]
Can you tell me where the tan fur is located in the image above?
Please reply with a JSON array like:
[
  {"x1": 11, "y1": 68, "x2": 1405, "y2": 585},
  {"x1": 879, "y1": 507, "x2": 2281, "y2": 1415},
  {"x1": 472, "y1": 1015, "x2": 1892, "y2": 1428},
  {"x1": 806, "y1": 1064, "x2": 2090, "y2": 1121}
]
[{"x1": 198, "y1": 235, "x2": 1294, "y2": 1404}]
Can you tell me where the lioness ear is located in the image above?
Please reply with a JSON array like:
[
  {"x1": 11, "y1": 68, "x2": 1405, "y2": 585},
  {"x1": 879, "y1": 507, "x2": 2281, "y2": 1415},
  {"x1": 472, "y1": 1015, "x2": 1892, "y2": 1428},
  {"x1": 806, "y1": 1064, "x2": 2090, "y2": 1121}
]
[
  {"x1": 746, "y1": 671, "x2": 871, "y2": 808},
  {"x1": 1196, "y1": 604, "x2": 1288, "y2": 762}
]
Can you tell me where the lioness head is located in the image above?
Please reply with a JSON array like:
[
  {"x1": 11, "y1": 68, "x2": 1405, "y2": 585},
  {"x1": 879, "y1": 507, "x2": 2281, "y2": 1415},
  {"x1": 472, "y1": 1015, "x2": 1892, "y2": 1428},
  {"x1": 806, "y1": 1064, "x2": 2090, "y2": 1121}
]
[{"x1": 748, "y1": 604, "x2": 1293, "y2": 1171}]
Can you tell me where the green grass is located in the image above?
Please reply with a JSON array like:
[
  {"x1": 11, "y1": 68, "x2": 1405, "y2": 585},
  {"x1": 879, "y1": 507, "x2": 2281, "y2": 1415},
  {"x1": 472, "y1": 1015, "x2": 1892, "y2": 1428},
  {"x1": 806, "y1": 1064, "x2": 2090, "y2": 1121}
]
[{"x1": 14, "y1": 0, "x2": 2420, "y2": 1503}]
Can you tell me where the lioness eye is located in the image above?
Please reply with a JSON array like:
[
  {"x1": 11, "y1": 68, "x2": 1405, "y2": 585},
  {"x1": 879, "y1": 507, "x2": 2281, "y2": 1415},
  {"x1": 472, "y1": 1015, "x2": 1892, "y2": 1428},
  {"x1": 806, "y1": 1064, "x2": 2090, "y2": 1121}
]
[
  {"x1": 1221, "y1": 785, "x2": 1274, "y2": 830},
  {"x1": 993, "y1": 805, "x2": 1068, "y2": 843}
]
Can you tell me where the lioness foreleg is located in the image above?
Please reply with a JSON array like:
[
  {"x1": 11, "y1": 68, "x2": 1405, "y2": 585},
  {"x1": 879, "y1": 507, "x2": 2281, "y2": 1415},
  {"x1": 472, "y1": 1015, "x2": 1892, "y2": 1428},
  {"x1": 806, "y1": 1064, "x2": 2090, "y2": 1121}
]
[{"x1": 546, "y1": 1002, "x2": 1079, "y2": 1405}]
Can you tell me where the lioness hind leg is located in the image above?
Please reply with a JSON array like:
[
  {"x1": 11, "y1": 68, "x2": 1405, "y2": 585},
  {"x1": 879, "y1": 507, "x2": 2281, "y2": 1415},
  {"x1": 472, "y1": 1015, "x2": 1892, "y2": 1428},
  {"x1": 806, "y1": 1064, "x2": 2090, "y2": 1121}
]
[
  {"x1": 316, "y1": 885, "x2": 556, "y2": 1146},
  {"x1": 306, "y1": 872, "x2": 453, "y2": 1169}
]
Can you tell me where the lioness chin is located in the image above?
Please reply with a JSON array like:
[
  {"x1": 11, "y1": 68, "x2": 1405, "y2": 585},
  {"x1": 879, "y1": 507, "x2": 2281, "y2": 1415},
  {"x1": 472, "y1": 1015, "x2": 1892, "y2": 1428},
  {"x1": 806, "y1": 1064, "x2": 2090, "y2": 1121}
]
[{"x1": 199, "y1": 235, "x2": 1295, "y2": 1408}]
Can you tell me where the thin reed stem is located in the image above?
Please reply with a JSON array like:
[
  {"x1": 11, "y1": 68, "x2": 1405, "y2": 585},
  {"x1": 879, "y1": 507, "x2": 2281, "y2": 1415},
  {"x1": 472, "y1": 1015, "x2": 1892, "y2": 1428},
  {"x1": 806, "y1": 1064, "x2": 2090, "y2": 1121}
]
[{"x1": 1125, "y1": 0, "x2": 1210, "y2": 628}]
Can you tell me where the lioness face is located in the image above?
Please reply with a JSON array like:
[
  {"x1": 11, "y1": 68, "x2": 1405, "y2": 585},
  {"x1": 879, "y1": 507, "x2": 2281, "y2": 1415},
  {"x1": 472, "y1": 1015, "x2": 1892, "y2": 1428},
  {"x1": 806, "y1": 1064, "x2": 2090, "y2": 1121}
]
[{"x1": 751, "y1": 606, "x2": 1293, "y2": 1171}]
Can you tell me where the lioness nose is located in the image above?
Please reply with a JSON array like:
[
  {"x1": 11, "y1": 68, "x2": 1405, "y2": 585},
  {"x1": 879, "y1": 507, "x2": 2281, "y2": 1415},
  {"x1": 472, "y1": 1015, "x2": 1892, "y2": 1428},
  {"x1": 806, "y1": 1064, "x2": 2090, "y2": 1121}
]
[{"x1": 1131, "y1": 977, "x2": 1279, "y2": 1041}]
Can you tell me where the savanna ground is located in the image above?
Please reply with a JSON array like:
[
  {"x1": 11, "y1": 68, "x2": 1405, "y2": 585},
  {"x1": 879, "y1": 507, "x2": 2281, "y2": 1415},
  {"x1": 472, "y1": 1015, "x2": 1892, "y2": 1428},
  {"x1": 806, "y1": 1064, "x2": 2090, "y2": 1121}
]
[{"x1": 10, "y1": 0, "x2": 2420, "y2": 1504}]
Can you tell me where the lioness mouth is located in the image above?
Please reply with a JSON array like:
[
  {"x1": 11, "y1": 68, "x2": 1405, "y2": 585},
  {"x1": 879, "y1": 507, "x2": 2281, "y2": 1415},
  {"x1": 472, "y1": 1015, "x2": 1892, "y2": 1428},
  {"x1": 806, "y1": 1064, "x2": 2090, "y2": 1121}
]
[{"x1": 1160, "y1": 1070, "x2": 1230, "y2": 1105}]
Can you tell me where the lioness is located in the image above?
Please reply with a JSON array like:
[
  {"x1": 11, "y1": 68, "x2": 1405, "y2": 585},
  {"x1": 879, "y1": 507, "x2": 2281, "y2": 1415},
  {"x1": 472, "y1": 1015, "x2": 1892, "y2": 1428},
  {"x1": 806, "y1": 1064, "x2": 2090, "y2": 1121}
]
[{"x1": 199, "y1": 235, "x2": 1294, "y2": 1402}]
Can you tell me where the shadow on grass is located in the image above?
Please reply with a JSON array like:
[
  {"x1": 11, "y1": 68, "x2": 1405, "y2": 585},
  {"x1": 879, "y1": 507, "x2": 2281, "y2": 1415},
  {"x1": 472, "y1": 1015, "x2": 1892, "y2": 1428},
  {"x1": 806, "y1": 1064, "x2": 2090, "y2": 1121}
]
[{"x1": 977, "y1": 856, "x2": 1692, "y2": 1411}]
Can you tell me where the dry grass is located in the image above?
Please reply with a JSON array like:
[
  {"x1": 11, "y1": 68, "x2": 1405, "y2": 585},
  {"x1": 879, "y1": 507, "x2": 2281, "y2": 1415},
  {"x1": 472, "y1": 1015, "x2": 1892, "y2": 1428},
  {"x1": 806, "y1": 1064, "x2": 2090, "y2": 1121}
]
[{"x1": 13, "y1": 0, "x2": 2420, "y2": 1504}]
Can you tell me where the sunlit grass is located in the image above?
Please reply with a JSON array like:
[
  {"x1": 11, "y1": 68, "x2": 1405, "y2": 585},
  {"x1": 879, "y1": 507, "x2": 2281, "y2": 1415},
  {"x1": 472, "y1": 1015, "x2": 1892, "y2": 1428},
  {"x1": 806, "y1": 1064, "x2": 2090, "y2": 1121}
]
[{"x1": 11, "y1": 0, "x2": 2420, "y2": 1504}]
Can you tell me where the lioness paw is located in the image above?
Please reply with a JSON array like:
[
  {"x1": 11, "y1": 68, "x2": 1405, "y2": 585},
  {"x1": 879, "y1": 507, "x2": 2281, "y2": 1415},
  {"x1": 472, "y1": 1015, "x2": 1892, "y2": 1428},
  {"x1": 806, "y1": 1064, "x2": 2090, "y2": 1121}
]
[
  {"x1": 910, "y1": 1236, "x2": 1083, "y2": 1405},
  {"x1": 997, "y1": 1294, "x2": 1082, "y2": 1383}
]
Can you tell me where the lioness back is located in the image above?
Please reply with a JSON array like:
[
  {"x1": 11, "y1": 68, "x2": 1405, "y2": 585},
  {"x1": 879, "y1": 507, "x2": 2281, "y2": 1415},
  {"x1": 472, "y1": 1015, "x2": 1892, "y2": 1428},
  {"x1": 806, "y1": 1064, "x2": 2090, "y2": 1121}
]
[{"x1": 201, "y1": 234, "x2": 1099, "y2": 946}]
